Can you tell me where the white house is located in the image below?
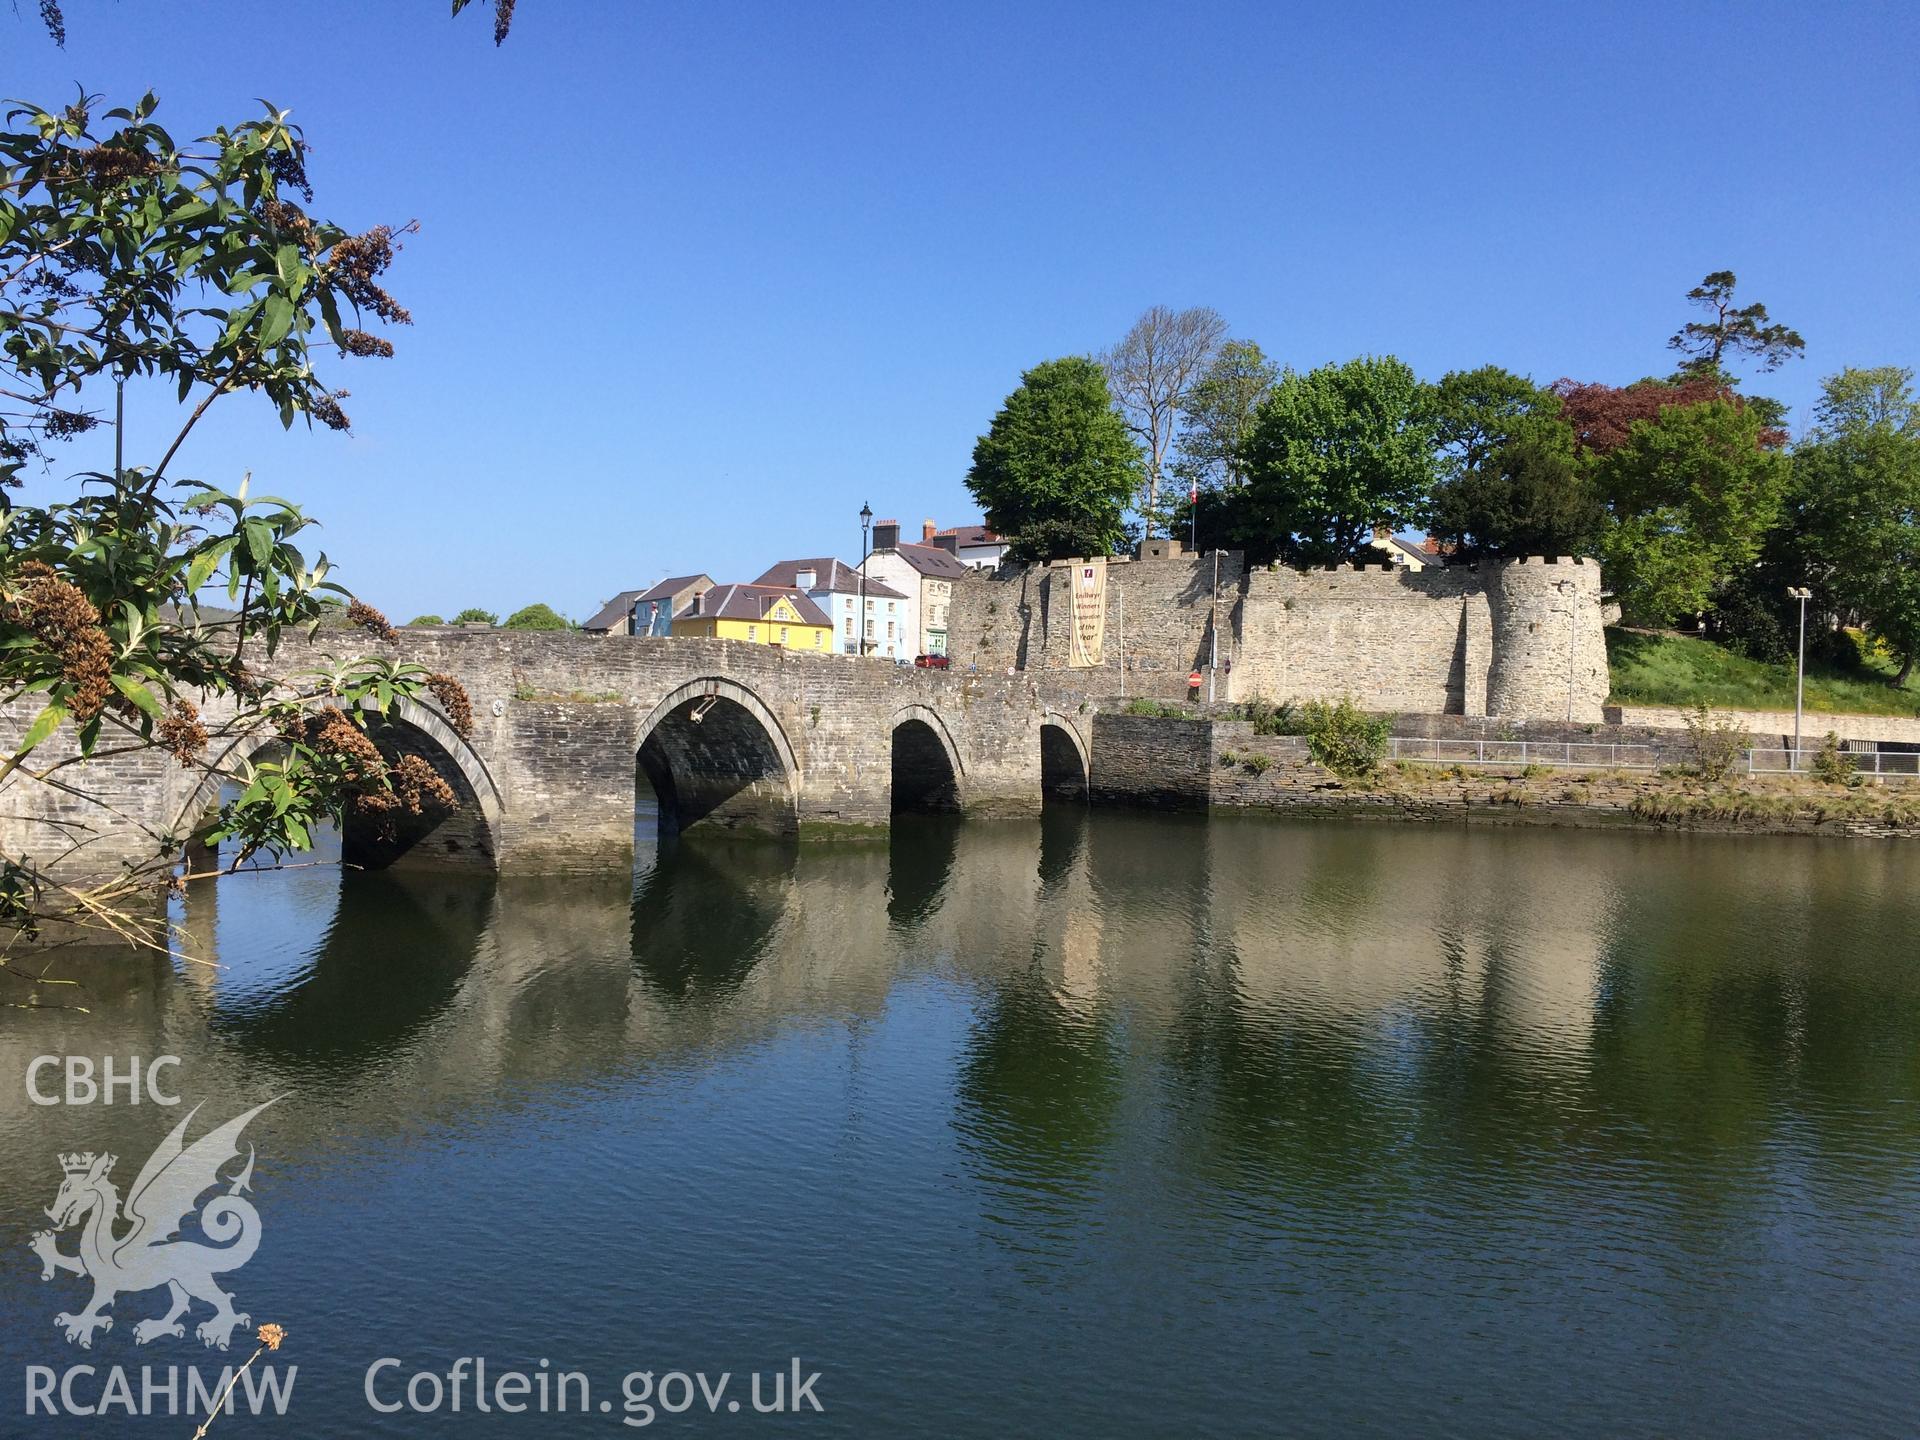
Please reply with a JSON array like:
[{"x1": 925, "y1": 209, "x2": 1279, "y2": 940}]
[
  {"x1": 923, "y1": 519, "x2": 1009, "y2": 572},
  {"x1": 754, "y1": 556, "x2": 912, "y2": 659},
  {"x1": 860, "y1": 520, "x2": 972, "y2": 658}
]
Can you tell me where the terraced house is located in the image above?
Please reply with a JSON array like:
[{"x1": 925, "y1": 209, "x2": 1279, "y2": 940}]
[
  {"x1": 754, "y1": 557, "x2": 910, "y2": 658},
  {"x1": 668, "y1": 583, "x2": 833, "y2": 651},
  {"x1": 861, "y1": 519, "x2": 974, "y2": 659}
]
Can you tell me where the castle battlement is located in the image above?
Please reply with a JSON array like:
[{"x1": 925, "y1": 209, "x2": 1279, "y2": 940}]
[{"x1": 944, "y1": 549, "x2": 1609, "y2": 720}]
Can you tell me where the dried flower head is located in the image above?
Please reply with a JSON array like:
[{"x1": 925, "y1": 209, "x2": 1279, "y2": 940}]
[
  {"x1": 338, "y1": 329, "x2": 393, "y2": 359},
  {"x1": 1, "y1": 564, "x2": 114, "y2": 722},
  {"x1": 425, "y1": 672, "x2": 473, "y2": 737},
  {"x1": 258, "y1": 198, "x2": 319, "y2": 253},
  {"x1": 69, "y1": 145, "x2": 163, "y2": 183},
  {"x1": 42, "y1": 408, "x2": 98, "y2": 439},
  {"x1": 325, "y1": 225, "x2": 413, "y2": 327},
  {"x1": 158, "y1": 699, "x2": 209, "y2": 766},
  {"x1": 256, "y1": 1322, "x2": 287, "y2": 1351},
  {"x1": 265, "y1": 136, "x2": 312, "y2": 200},
  {"x1": 346, "y1": 599, "x2": 397, "y2": 644},
  {"x1": 386, "y1": 753, "x2": 457, "y2": 816},
  {"x1": 309, "y1": 390, "x2": 351, "y2": 433}
]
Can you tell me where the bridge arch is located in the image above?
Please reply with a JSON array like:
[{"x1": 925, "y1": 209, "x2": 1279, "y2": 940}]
[
  {"x1": 635, "y1": 676, "x2": 800, "y2": 839},
  {"x1": 173, "y1": 694, "x2": 502, "y2": 870},
  {"x1": 890, "y1": 703, "x2": 965, "y2": 813},
  {"x1": 1040, "y1": 709, "x2": 1090, "y2": 804}
]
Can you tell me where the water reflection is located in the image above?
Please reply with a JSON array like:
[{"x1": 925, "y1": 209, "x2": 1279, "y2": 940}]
[{"x1": 0, "y1": 815, "x2": 1916, "y2": 1436}]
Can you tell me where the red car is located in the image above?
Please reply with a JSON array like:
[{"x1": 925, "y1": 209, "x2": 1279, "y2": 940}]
[{"x1": 914, "y1": 653, "x2": 951, "y2": 669}]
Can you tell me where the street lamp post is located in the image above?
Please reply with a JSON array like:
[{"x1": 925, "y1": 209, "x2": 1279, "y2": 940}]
[
  {"x1": 857, "y1": 502, "x2": 873, "y2": 657},
  {"x1": 1788, "y1": 585, "x2": 1813, "y2": 768}
]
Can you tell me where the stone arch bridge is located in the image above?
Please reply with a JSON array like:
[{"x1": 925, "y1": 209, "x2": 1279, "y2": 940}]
[{"x1": 151, "y1": 630, "x2": 1099, "y2": 875}]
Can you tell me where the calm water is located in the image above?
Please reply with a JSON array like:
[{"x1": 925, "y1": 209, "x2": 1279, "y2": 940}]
[{"x1": 2, "y1": 810, "x2": 1918, "y2": 1436}]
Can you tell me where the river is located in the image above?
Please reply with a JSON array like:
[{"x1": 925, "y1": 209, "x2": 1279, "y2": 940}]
[{"x1": 1, "y1": 810, "x2": 1917, "y2": 1436}]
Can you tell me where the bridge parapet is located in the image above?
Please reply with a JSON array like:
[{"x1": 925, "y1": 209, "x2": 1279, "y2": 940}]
[{"x1": 0, "y1": 630, "x2": 1094, "y2": 882}]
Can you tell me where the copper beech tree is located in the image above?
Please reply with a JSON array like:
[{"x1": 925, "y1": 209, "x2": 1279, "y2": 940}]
[{"x1": 0, "y1": 93, "x2": 471, "y2": 970}]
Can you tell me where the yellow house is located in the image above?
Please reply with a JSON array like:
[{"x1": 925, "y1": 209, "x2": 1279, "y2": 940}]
[{"x1": 669, "y1": 583, "x2": 833, "y2": 651}]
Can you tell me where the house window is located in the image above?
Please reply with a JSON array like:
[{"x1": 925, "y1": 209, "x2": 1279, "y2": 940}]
[
  {"x1": 866, "y1": 598, "x2": 875, "y2": 611},
  {"x1": 747, "y1": 624, "x2": 757, "y2": 641},
  {"x1": 843, "y1": 615, "x2": 853, "y2": 635},
  {"x1": 780, "y1": 626, "x2": 789, "y2": 645},
  {"x1": 814, "y1": 632, "x2": 824, "y2": 648},
  {"x1": 886, "y1": 621, "x2": 895, "y2": 639},
  {"x1": 865, "y1": 619, "x2": 875, "y2": 638}
]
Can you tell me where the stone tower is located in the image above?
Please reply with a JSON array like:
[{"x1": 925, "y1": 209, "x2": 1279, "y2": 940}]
[{"x1": 1483, "y1": 558, "x2": 1609, "y2": 722}]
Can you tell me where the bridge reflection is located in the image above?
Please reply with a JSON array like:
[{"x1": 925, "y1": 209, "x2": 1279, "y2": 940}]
[{"x1": 2, "y1": 818, "x2": 1918, "y2": 1241}]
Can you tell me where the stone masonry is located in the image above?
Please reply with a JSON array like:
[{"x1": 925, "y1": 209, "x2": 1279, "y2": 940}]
[
  {"x1": 946, "y1": 550, "x2": 1610, "y2": 722},
  {"x1": 0, "y1": 629, "x2": 1101, "y2": 881}
]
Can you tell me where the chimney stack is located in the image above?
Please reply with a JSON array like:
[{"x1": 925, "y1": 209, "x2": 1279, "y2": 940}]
[
  {"x1": 873, "y1": 519, "x2": 900, "y2": 552},
  {"x1": 922, "y1": 518, "x2": 937, "y2": 542}
]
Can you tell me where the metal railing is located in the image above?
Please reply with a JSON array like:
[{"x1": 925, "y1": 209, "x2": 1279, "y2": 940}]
[
  {"x1": 1388, "y1": 737, "x2": 1657, "y2": 770},
  {"x1": 1746, "y1": 747, "x2": 1920, "y2": 780}
]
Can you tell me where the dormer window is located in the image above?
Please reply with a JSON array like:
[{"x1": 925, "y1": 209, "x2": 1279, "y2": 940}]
[{"x1": 795, "y1": 568, "x2": 816, "y2": 589}]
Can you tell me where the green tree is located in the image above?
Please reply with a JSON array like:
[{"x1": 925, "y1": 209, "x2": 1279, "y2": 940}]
[
  {"x1": 1792, "y1": 367, "x2": 1920, "y2": 685},
  {"x1": 1170, "y1": 339, "x2": 1278, "y2": 498},
  {"x1": 451, "y1": 607, "x2": 499, "y2": 626},
  {"x1": 966, "y1": 357, "x2": 1142, "y2": 562},
  {"x1": 1232, "y1": 356, "x2": 1437, "y2": 565},
  {"x1": 0, "y1": 93, "x2": 452, "y2": 954},
  {"x1": 407, "y1": 614, "x2": 445, "y2": 626},
  {"x1": 1668, "y1": 270, "x2": 1805, "y2": 378},
  {"x1": 1593, "y1": 399, "x2": 1789, "y2": 624},
  {"x1": 1427, "y1": 367, "x2": 1600, "y2": 559},
  {"x1": 1428, "y1": 366, "x2": 1557, "y2": 481},
  {"x1": 1429, "y1": 423, "x2": 1603, "y2": 560},
  {"x1": 504, "y1": 602, "x2": 570, "y2": 631}
]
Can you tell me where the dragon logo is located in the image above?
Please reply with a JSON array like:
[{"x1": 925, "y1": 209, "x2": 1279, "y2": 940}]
[{"x1": 29, "y1": 1098, "x2": 280, "y2": 1351}]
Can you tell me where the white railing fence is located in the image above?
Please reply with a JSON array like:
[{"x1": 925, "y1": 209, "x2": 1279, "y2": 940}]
[
  {"x1": 1387, "y1": 738, "x2": 1657, "y2": 770},
  {"x1": 1746, "y1": 747, "x2": 1920, "y2": 780}
]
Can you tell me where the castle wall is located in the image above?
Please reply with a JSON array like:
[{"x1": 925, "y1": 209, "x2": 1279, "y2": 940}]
[
  {"x1": 1236, "y1": 564, "x2": 1491, "y2": 715},
  {"x1": 944, "y1": 552, "x2": 1609, "y2": 721},
  {"x1": 946, "y1": 551, "x2": 1242, "y2": 697}
]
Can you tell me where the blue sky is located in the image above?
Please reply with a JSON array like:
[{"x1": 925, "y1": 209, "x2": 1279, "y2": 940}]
[{"x1": 11, "y1": 1, "x2": 1919, "y2": 622}]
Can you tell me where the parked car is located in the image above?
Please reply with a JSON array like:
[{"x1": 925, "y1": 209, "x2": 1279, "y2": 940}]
[{"x1": 914, "y1": 654, "x2": 951, "y2": 669}]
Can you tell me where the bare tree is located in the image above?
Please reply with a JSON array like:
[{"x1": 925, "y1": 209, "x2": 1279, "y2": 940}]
[{"x1": 1101, "y1": 306, "x2": 1227, "y2": 538}]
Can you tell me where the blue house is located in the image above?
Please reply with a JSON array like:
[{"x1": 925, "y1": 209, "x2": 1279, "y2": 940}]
[{"x1": 583, "y1": 574, "x2": 713, "y2": 637}]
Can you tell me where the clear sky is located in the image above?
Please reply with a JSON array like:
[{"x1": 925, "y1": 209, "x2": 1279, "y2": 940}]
[{"x1": 10, "y1": 1, "x2": 1919, "y2": 622}]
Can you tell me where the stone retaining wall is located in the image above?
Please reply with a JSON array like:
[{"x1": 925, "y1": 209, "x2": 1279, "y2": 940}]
[
  {"x1": 1090, "y1": 714, "x2": 1920, "y2": 841},
  {"x1": 1611, "y1": 704, "x2": 1920, "y2": 748}
]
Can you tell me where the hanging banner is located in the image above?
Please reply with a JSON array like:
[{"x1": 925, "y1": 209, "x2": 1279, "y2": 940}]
[{"x1": 1068, "y1": 558, "x2": 1107, "y2": 667}]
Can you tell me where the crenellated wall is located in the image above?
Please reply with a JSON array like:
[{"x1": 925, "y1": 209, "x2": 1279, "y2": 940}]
[{"x1": 944, "y1": 551, "x2": 1610, "y2": 721}]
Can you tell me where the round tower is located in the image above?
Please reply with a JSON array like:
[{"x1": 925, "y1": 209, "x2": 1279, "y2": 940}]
[{"x1": 1483, "y1": 558, "x2": 1609, "y2": 722}]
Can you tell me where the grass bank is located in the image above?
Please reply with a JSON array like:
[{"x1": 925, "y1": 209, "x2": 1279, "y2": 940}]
[{"x1": 1606, "y1": 629, "x2": 1919, "y2": 719}]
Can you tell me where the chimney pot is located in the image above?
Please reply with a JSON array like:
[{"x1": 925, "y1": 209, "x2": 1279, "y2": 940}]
[{"x1": 923, "y1": 519, "x2": 936, "y2": 541}]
